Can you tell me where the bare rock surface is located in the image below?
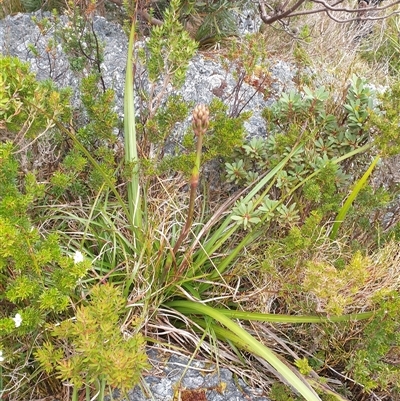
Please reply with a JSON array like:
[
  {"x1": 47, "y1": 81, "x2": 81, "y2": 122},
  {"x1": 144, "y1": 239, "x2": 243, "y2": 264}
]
[
  {"x1": 0, "y1": 11, "x2": 297, "y2": 139},
  {"x1": 117, "y1": 349, "x2": 271, "y2": 401}
]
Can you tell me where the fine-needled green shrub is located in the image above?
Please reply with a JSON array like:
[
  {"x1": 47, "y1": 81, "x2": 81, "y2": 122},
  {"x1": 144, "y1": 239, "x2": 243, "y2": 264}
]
[
  {"x1": 0, "y1": 55, "x2": 71, "y2": 142},
  {"x1": 49, "y1": 72, "x2": 119, "y2": 199},
  {"x1": 34, "y1": 284, "x2": 149, "y2": 401},
  {"x1": 159, "y1": 98, "x2": 250, "y2": 176},
  {"x1": 53, "y1": 4, "x2": 105, "y2": 75},
  {"x1": 347, "y1": 289, "x2": 400, "y2": 395},
  {"x1": 368, "y1": 81, "x2": 400, "y2": 157},
  {"x1": 0, "y1": 142, "x2": 91, "y2": 397},
  {"x1": 27, "y1": 7, "x2": 122, "y2": 199}
]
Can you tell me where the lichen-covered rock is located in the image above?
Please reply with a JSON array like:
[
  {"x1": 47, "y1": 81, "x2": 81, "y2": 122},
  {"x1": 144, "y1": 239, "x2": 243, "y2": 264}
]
[{"x1": 0, "y1": 11, "x2": 298, "y2": 141}]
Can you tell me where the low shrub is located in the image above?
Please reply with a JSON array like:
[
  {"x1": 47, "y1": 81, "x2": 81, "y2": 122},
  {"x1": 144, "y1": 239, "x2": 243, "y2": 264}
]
[{"x1": 1, "y1": 2, "x2": 400, "y2": 400}]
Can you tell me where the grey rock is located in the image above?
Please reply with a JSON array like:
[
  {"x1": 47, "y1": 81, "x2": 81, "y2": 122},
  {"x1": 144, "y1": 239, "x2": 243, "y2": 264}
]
[
  {"x1": 121, "y1": 351, "x2": 270, "y2": 401},
  {"x1": 270, "y1": 60, "x2": 297, "y2": 95},
  {"x1": 235, "y1": 1, "x2": 263, "y2": 35},
  {"x1": 0, "y1": 11, "x2": 298, "y2": 142},
  {"x1": 0, "y1": 11, "x2": 128, "y2": 115},
  {"x1": 0, "y1": 12, "x2": 73, "y2": 86}
]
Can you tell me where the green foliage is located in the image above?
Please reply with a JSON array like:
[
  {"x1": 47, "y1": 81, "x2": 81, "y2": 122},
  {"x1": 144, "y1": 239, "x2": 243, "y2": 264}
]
[
  {"x1": 135, "y1": 0, "x2": 199, "y2": 175},
  {"x1": 159, "y1": 152, "x2": 196, "y2": 176},
  {"x1": 220, "y1": 34, "x2": 272, "y2": 118},
  {"x1": 270, "y1": 383, "x2": 302, "y2": 401},
  {"x1": 0, "y1": 0, "x2": 64, "y2": 16},
  {"x1": 368, "y1": 81, "x2": 400, "y2": 157},
  {"x1": 35, "y1": 284, "x2": 149, "y2": 393},
  {"x1": 360, "y1": 15, "x2": 400, "y2": 77},
  {"x1": 20, "y1": 0, "x2": 42, "y2": 12},
  {"x1": 65, "y1": 74, "x2": 119, "y2": 194},
  {"x1": 0, "y1": 176, "x2": 89, "y2": 317},
  {"x1": 189, "y1": 0, "x2": 240, "y2": 46},
  {"x1": 0, "y1": 143, "x2": 90, "y2": 392},
  {"x1": 295, "y1": 357, "x2": 313, "y2": 375},
  {"x1": 23, "y1": 9, "x2": 111, "y2": 212},
  {"x1": 231, "y1": 199, "x2": 262, "y2": 230},
  {"x1": 54, "y1": 4, "x2": 104, "y2": 74},
  {"x1": 3, "y1": 6, "x2": 400, "y2": 400},
  {"x1": 4, "y1": 61, "x2": 116, "y2": 200},
  {"x1": 140, "y1": 0, "x2": 198, "y2": 87},
  {"x1": 347, "y1": 290, "x2": 400, "y2": 393},
  {"x1": 331, "y1": 172, "x2": 393, "y2": 241},
  {"x1": 0, "y1": 55, "x2": 71, "y2": 138},
  {"x1": 259, "y1": 210, "x2": 325, "y2": 277},
  {"x1": 147, "y1": 94, "x2": 191, "y2": 145},
  {"x1": 157, "y1": 98, "x2": 248, "y2": 176},
  {"x1": 78, "y1": 75, "x2": 118, "y2": 145},
  {"x1": 137, "y1": 94, "x2": 193, "y2": 175},
  {"x1": 303, "y1": 251, "x2": 370, "y2": 315},
  {"x1": 205, "y1": 98, "x2": 250, "y2": 159},
  {"x1": 154, "y1": 0, "x2": 241, "y2": 46},
  {"x1": 294, "y1": 42, "x2": 312, "y2": 66},
  {"x1": 0, "y1": 55, "x2": 107, "y2": 203},
  {"x1": 134, "y1": 2, "x2": 248, "y2": 178},
  {"x1": 0, "y1": 0, "x2": 24, "y2": 18},
  {"x1": 47, "y1": 71, "x2": 119, "y2": 199},
  {"x1": 225, "y1": 75, "x2": 383, "y2": 233},
  {"x1": 265, "y1": 75, "x2": 373, "y2": 151},
  {"x1": 0, "y1": 54, "x2": 122, "y2": 395},
  {"x1": 19, "y1": 0, "x2": 65, "y2": 12}
]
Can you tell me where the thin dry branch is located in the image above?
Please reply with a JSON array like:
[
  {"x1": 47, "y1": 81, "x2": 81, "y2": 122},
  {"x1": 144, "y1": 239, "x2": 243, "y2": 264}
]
[{"x1": 258, "y1": 0, "x2": 400, "y2": 25}]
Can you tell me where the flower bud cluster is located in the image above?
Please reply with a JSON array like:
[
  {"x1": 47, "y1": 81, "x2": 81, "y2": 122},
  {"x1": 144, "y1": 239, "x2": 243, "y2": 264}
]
[{"x1": 192, "y1": 104, "x2": 209, "y2": 136}]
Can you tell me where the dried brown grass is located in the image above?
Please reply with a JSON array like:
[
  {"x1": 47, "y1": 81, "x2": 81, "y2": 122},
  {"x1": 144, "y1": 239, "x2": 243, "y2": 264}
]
[
  {"x1": 259, "y1": 3, "x2": 396, "y2": 88},
  {"x1": 0, "y1": 0, "x2": 24, "y2": 18}
]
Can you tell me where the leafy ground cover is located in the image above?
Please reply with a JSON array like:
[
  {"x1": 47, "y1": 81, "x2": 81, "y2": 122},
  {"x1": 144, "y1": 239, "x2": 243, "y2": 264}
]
[{"x1": 1, "y1": 1, "x2": 400, "y2": 400}]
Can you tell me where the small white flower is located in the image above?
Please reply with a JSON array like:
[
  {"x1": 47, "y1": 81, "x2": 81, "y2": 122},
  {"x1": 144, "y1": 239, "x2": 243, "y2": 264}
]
[
  {"x1": 12, "y1": 313, "x2": 22, "y2": 328},
  {"x1": 0, "y1": 350, "x2": 4, "y2": 362},
  {"x1": 73, "y1": 250, "x2": 84, "y2": 264}
]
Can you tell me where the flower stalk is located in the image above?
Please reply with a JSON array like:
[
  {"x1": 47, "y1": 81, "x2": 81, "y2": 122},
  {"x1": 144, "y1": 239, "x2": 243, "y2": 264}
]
[{"x1": 172, "y1": 105, "x2": 209, "y2": 257}]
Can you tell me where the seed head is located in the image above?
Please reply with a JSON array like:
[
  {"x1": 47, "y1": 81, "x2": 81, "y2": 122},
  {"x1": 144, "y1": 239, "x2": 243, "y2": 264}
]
[{"x1": 192, "y1": 104, "x2": 209, "y2": 136}]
